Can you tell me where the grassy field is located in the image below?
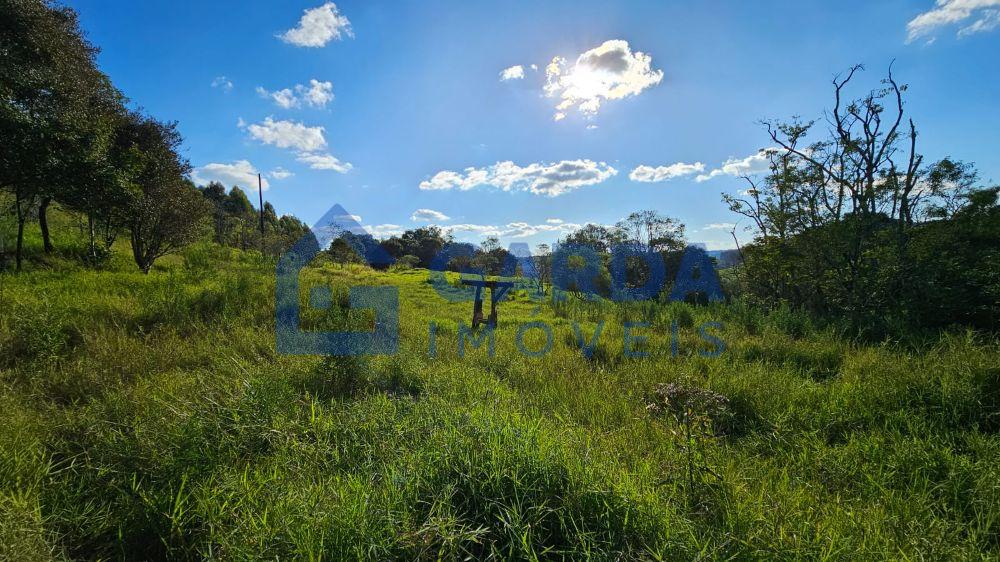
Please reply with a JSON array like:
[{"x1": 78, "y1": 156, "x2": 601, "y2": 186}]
[{"x1": 2, "y1": 229, "x2": 999, "y2": 559}]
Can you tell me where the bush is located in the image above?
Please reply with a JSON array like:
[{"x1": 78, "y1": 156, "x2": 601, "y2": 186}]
[
  {"x1": 181, "y1": 242, "x2": 224, "y2": 279},
  {"x1": 394, "y1": 255, "x2": 421, "y2": 270}
]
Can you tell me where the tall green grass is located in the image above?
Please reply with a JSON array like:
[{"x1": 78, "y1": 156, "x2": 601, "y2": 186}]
[{"x1": 1, "y1": 230, "x2": 999, "y2": 559}]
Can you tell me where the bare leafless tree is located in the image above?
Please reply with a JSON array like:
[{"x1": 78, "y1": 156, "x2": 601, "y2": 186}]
[{"x1": 764, "y1": 63, "x2": 923, "y2": 225}]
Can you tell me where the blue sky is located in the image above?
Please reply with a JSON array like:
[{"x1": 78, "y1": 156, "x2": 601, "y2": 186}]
[{"x1": 66, "y1": 0, "x2": 1000, "y2": 250}]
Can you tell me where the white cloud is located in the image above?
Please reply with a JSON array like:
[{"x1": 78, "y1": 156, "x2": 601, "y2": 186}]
[
  {"x1": 410, "y1": 208, "x2": 450, "y2": 222},
  {"x1": 543, "y1": 39, "x2": 663, "y2": 120},
  {"x1": 211, "y1": 76, "x2": 233, "y2": 92},
  {"x1": 257, "y1": 87, "x2": 296, "y2": 109},
  {"x1": 278, "y1": 2, "x2": 353, "y2": 48},
  {"x1": 447, "y1": 224, "x2": 502, "y2": 236},
  {"x1": 695, "y1": 148, "x2": 779, "y2": 182},
  {"x1": 500, "y1": 65, "x2": 525, "y2": 81},
  {"x1": 245, "y1": 118, "x2": 349, "y2": 173},
  {"x1": 906, "y1": 0, "x2": 1000, "y2": 42},
  {"x1": 258, "y1": 80, "x2": 335, "y2": 109},
  {"x1": 419, "y1": 159, "x2": 617, "y2": 197},
  {"x1": 503, "y1": 221, "x2": 583, "y2": 238},
  {"x1": 629, "y1": 162, "x2": 705, "y2": 183},
  {"x1": 270, "y1": 167, "x2": 294, "y2": 180},
  {"x1": 297, "y1": 152, "x2": 353, "y2": 173},
  {"x1": 361, "y1": 217, "x2": 584, "y2": 241},
  {"x1": 247, "y1": 117, "x2": 327, "y2": 152},
  {"x1": 192, "y1": 160, "x2": 269, "y2": 191},
  {"x1": 445, "y1": 220, "x2": 583, "y2": 240},
  {"x1": 701, "y1": 223, "x2": 736, "y2": 231},
  {"x1": 959, "y1": 8, "x2": 1000, "y2": 35},
  {"x1": 367, "y1": 224, "x2": 404, "y2": 238},
  {"x1": 301, "y1": 80, "x2": 335, "y2": 106}
]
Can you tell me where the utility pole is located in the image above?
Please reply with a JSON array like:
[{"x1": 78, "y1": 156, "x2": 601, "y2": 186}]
[{"x1": 258, "y1": 173, "x2": 266, "y2": 254}]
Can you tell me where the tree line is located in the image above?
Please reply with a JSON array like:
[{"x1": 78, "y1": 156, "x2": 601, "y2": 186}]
[
  {"x1": 325, "y1": 210, "x2": 694, "y2": 301},
  {"x1": 1, "y1": 0, "x2": 309, "y2": 272},
  {"x1": 200, "y1": 182, "x2": 310, "y2": 257}
]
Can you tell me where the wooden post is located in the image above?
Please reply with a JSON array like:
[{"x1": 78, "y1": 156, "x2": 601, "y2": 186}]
[
  {"x1": 488, "y1": 286, "x2": 498, "y2": 327},
  {"x1": 472, "y1": 286, "x2": 484, "y2": 328},
  {"x1": 258, "y1": 173, "x2": 266, "y2": 254}
]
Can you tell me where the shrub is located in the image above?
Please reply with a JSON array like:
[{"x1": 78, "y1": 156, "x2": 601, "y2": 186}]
[{"x1": 394, "y1": 255, "x2": 421, "y2": 270}]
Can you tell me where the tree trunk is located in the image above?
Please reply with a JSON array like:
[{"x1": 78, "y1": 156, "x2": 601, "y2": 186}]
[
  {"x1": 14, "y1": 190, "x2": 25, "y2": 272},
  {"x1": 88, "y1": 213, "x2": 97, "y2": 261},
  {"x1": 101, "y1": 216, "x2": 118, "y2": 250},
  {"x1": 15, "y1": 217, "x2": 25, "y2": 272},
  {"x1": 39, "y1": 197, "x2": 53, "y2": 253},
  {"x1": 131, "y1": 234, "x2": 146, "y2": 274},
  {"x1": 130, "y1": 229, "x2": 156, "y2": 274},
  {"x1": 135, "y1": 252, "x2": 152, "y2": 274}
]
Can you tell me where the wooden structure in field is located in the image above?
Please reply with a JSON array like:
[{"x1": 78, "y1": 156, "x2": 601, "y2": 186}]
[{"x1": 460, "y1": 279, "x2": 514, "y2": 328}]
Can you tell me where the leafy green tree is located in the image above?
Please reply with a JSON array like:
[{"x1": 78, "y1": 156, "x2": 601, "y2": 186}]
[
  {"x1": 473, "y1": 236, "x2": 509, "y2": 276},
  {"x1": 394, "y1": 254, "x2": 421, "y2": 270},
  {"x1": 921, "y1": 158, "x2": 980, "y2": 220},
  {"x1": 534, "y1": 243, "x2": 552, "y2": 286},
  {"x1": 903, "y1": 185, "x2": 999, "y2": 330},
  {"x1": 223, "y1": 187, "x2": 256, "y2": 250},
  {"x1": 562, "y1": 223, "x2": 625, "y2": 253},
  {"x1": 200, "y1": 181, "x2": 229, "y2": 244},
  {"x1": 327, "y1": 237, "x2": 364, "y2": 265},
  {"x1": 1, "y1": 0, "x2": 123, "y2": 268},
  {"x1": 224, "y1": 187, "x2": 254, "y2": 217},
  {"x1": 616, "y1": 210, "x2": 686, "y2": 253},
  {"x1": 272, "y1": 214, "x2": 310, "y2": 253},
  {"x1": 56, "y1": 105, "x2": 141, "y2": 262},
  {"x1": 379, "y1": 237, "x2": 405, "y2": 260},
  {"x1": 262, "y1": 201, "x2": 278, "y2": 228},
  {"x1": 115, "y1": 112, "x2": 210, "y2": 273},
  {"x1": 561, "y1": 214, "x2": 686, "y2": 296},
  {"x1": 397, "y1": 227, "x2": 451, "y2": 268}
]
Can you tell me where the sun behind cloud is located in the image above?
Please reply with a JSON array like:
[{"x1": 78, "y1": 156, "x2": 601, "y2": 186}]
[{"x1": 544, "y1": 39, "x2": 663, "y2": 121}]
